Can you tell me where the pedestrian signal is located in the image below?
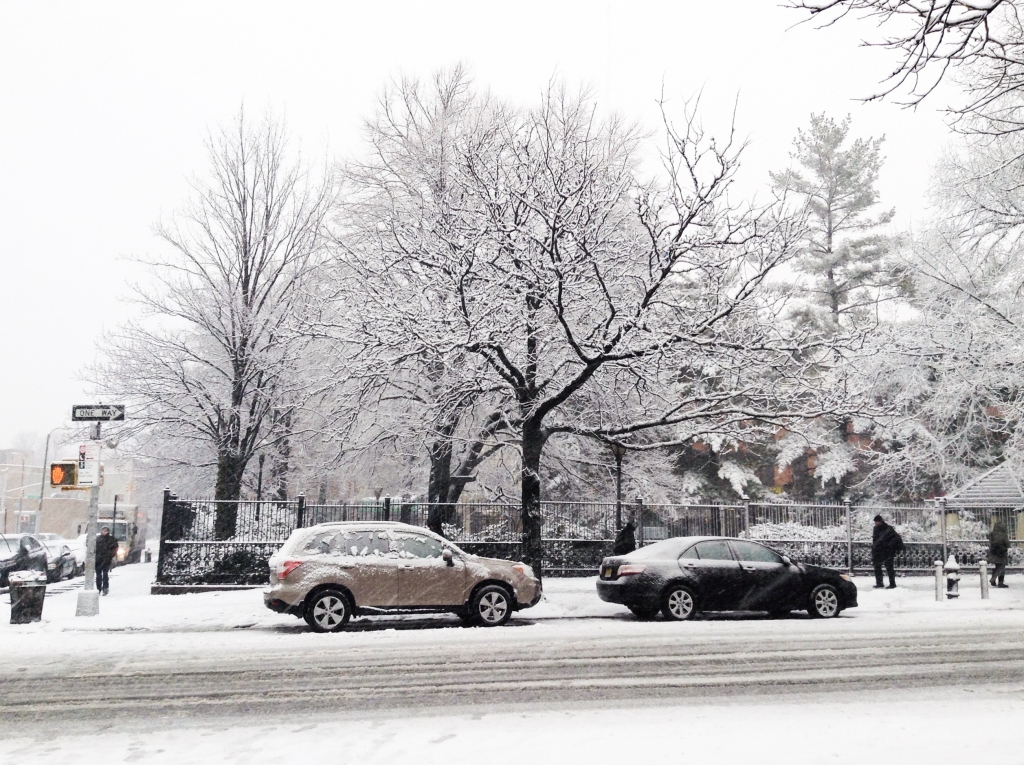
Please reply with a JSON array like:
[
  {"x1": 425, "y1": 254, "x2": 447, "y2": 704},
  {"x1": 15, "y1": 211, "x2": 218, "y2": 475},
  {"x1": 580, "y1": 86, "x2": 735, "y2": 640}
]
[{"x1": 50, "y1": 462, "x2": 78, "y2": 487}]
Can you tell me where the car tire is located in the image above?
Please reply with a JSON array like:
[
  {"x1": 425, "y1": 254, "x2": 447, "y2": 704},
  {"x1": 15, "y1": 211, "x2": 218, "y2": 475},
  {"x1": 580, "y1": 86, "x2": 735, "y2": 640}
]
[
  {"x1": 661, "y1": 584, "x2": 697, "y2": 621},
  {"x1": 469, "y1": 584, "x2": 513, "y2": 627},
  {"x1": 808, "y1": 584, "x2": 841, "y2": 619},
  {"x1": 629, "y1": 605, "x2": 659, "y2": 620},
  {"x1": 304, "y1": 589, "x2": 352, "y2": 633}
]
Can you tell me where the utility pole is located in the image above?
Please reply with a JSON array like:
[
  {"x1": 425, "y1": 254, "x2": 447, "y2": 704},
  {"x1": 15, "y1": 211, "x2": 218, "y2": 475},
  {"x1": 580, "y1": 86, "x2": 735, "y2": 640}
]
[
  {"x1": 37, "y1": 427, "x2": 63, "y2": 517},
  {"x1": 69, "y1": 403, "x2": 125, "y2": 618},
  {"x1": 611, "y1": 443, "x2": 626, "y2": 530},
  {"x1": 76, "y1": 422, "x2": 102, "y2": 617},
  {"x1": 0, "y1": 467, "x2": 8, "y2": 534}
]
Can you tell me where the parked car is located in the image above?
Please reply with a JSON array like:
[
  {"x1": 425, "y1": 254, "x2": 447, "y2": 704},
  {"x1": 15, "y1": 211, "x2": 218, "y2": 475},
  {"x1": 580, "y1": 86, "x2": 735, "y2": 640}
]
[
  {"x1": 266, "y1": 522, "x2": 543, "y2": 632},
  {"x1": 38, "y1": 533, "x2": 85, "y2": 575},
  {"x1": 0, "y1": 533, "x2": 49, "y2": 588},
  {"x1": 36, "y1": 535, "x2": 78, "y2": 581},
  {"x1": 597, "y1": 536, "x2": 858, "y2": 620}
]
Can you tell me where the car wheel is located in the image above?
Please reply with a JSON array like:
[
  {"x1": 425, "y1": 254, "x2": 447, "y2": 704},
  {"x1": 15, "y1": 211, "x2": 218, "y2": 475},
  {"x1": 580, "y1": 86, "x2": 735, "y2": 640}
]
[
  {"x1": 808, "y1": 584, "x2": 841, "y2": 619},
  {"x1": 304, "y1": 589, "x2": 351, "y2": 633},
  {"x1": 661, "y1": 584, "x2": 697, "y2": 621},
  {"x1": 629, "y1": 605, "x2": 659, "y2": 620},
  {"x1": 470, "y1": 584, "x2": 512, "y2": 627}
]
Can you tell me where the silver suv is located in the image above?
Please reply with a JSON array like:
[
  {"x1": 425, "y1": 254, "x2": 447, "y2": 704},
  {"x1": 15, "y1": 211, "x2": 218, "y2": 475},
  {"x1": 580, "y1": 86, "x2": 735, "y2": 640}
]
[{"x1": 265, "y1": 522, "x2": 542, "y2": 631}]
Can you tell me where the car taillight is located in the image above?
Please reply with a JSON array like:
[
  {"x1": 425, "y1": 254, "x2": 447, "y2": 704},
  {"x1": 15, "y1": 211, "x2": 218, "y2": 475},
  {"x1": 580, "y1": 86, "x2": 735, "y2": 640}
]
[
  {"x1": 277, "y1": 560, "x2": 303, "y2": 580},
  {"x1": 617, "y1": 564, "x2": 647, "y2": 576}
]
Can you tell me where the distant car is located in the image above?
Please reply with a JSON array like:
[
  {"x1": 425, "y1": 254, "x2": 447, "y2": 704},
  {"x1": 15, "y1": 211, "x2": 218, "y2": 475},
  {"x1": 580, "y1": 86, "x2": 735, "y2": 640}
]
[
  {"x1": 36, "y1": 536, "x2": 77, "y2": 582},
  {"x1": 37, "y1": 533, "x2": 84, "y2": 577},
  {"x1": 597, "y1": 536, "x2": 858, "y2": 620},
  {"x1": 266, "y1": 522, "x2": 543, "y2": 632},
  {"x1": 0, "y1": 533, "x2": 49, "y2": 588}
]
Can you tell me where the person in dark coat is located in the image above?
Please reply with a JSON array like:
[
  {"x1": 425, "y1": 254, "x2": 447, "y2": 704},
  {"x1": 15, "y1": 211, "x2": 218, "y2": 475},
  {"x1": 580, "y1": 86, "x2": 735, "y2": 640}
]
[
  {"x1": 613, "y1": 519, "x2": 637, "y2": 556},
  {"x1": 871, "y1": 515, "x2": 904, "y2": 589},
  {"x1": 95, "y1": 526, "x2": 119, "y2": 595},
  {"x1": 988, "y1": 519, "x2": 1010, "y2": 588}
]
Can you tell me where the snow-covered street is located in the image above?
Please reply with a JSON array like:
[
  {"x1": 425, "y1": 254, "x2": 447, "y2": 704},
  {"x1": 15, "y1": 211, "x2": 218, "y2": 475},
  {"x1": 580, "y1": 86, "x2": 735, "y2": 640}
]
[{"x1": 2, "y1": 562, "x2": 1023, "y2": 764}]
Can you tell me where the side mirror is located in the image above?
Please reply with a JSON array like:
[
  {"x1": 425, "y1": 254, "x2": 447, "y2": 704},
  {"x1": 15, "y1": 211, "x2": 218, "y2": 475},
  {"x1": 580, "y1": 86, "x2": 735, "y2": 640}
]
[
  {"x1": 442, "y1": 549, "x2": 454, "y2": 567},
  {"x1": 781, "y1": 555, "x2": 793, "y2": 566}
]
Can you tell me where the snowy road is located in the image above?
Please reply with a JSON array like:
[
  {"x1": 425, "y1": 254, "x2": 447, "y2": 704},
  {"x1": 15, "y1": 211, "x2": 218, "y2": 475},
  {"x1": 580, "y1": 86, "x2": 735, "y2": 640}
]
[
  {"x1": 3, "y1": 564, "x2": 1024, "y2": 764},
  {"x1": 3, "y1": 621, "x2": 1022, "y2": 730},
  {"x1": 2, "y1": 563, "x2": 1024, "y2": 733}
]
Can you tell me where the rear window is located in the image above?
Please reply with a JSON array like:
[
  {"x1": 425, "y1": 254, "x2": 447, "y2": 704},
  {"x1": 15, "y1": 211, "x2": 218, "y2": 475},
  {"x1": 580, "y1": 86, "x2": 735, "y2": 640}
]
[
  {"x1": 303, "y1": 529, "x2": 393, "y2": 557},
  {"x1": 627, "y1": 538, "x2": 688, "y2": 560}
]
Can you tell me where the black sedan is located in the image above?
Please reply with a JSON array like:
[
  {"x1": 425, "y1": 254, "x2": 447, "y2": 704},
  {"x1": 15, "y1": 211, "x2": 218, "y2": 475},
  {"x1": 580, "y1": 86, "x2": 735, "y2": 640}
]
[
  {"x1": 597, "y1": 536, "x2": 857, "y2": 620},
  {"x1": 0, "y1": 533, "x2": 49, "y2": 588}
]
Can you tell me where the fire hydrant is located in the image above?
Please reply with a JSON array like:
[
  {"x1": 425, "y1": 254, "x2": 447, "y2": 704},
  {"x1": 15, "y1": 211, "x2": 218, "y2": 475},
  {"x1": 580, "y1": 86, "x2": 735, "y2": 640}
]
[{"x1": 944, "y1": 554, "x2": 960, "y2": 599}]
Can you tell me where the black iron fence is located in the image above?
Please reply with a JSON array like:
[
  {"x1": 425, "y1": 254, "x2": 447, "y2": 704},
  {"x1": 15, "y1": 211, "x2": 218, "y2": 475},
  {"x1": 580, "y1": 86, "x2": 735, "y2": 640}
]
[{"x1": 155, "y1": 490, "x2": 1023, "y2": 586}]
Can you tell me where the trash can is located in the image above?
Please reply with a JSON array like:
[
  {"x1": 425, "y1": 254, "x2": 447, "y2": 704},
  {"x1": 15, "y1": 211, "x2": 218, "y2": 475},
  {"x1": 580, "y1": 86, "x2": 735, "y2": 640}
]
[{"x1": 9, "y1": 570, "x2": 47, "y2": 624}]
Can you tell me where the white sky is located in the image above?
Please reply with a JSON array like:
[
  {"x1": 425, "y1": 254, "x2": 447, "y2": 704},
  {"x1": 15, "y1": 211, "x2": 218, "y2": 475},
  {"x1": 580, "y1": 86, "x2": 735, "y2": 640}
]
[{"x1": 0, "y1": 0, "x2": 957, "y2": 451}]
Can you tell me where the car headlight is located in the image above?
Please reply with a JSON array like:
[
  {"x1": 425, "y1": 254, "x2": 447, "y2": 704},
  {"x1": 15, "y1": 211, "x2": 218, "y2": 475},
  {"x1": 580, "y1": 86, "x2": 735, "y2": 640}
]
[
  {"x1": 512, "y1": 563, "x2": 534, "y2": 578},
  {"x1": 840, "y1": 574, "x2": 852, "y2": 582}
]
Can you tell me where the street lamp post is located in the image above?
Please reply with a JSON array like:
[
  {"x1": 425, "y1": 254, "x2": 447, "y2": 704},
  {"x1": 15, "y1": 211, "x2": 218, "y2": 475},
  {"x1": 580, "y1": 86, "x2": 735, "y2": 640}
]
[
  {"x1": 611, "y1": 443, "x2": 627, "y2": 530},
  {"x1": 37, "y1": 427, "x2": 65, "y2": 518}
]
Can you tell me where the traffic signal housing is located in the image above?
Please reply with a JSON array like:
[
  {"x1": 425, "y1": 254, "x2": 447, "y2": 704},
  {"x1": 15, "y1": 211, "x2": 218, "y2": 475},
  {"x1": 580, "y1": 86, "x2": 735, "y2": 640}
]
[{"x1": 50, "y1": 462, "x2": 78, "y2": 487}]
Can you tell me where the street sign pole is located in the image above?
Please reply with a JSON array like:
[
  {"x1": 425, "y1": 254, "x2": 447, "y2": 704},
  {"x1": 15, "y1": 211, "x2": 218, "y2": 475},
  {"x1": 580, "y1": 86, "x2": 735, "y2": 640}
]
[{"x1": 76, "y1": 422, "x2": 102, "y2": 617}]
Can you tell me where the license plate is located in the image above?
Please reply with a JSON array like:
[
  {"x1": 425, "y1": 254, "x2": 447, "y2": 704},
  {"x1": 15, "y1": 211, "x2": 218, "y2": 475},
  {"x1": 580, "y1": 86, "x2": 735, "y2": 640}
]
[{"x1": 602, "y1": 566, "x2": 613, "y2": 579}]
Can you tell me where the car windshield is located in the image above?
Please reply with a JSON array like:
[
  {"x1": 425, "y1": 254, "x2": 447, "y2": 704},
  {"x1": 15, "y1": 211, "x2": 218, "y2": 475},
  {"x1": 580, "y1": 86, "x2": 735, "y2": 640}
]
[{"x1": 0, "y1": 535, "x2": 13, "y2": 555}]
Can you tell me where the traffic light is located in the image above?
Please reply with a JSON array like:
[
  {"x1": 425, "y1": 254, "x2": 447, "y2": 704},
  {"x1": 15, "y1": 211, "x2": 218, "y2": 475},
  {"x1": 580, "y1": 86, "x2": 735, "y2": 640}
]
[{"x1": 50, "y1": 462, "x2": 78, "y2": 487}]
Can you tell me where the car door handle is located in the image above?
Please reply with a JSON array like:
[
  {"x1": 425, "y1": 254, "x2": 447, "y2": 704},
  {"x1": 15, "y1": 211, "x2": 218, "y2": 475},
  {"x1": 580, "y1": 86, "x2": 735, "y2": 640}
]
[{"x1": 743, "y1": 566, "x2": 756, "y2": 571}]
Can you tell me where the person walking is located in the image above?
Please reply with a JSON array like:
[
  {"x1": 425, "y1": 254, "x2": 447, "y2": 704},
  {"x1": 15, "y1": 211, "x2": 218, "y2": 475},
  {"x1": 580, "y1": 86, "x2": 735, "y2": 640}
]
[
  {"x1": 988, "y1": 518, "x2": 1010, "y2": 589},
  {"x1": 95, "y1": 526, "x2": 119, "y2": 595},
  {"x1": 613, "y1": 518, "x2": 637, "y2": 555},
  {"x1": 872, "y1": 515, "x2": 904, "y2": 589}
]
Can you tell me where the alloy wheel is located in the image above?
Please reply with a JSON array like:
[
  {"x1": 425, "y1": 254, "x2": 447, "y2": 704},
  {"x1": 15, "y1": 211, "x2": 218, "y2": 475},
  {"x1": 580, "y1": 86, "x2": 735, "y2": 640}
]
[
  {"x1": 312, "y1": 595, "x2": 347, "y2": 630},
  {"x1": 477, "y1": 591, "x2": 509, "y2": 625},
  {"x1": 664, "y1": 587, "x2": 695, "y2": 620},
  {"x1": 813, "y1": 587, "x2": 839, "y2": 618}
]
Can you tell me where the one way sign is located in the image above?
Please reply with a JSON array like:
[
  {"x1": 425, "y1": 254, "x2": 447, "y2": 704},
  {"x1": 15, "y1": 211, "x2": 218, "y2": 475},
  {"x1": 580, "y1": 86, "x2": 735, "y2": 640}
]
[{"x1": 71, "y1": 404, "x2": 126, "y2": 422}]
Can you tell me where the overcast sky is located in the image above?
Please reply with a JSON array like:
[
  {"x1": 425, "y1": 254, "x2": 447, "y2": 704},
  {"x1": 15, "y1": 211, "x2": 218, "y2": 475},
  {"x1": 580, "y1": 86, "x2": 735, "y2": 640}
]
[{"x1": 0, "y1": 0, "x2": 956, "y2": 453}]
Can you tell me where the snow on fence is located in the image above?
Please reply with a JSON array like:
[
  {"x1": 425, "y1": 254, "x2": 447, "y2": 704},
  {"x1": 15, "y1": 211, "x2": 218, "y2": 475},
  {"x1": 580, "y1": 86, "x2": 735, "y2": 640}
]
[{"x1": 154, "y1": 490, "x2": 1024, "y2": 586}]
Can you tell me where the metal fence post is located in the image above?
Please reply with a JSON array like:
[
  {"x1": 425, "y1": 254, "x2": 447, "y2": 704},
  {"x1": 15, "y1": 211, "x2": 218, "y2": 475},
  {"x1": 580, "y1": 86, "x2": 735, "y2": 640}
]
[
  {"x1": 939, "y1": 497, "x2": 948, "y2": 566},
  {"x1": 635, "y1": 496, "x2": 644, "y2": 547},
  {"x1": 383, "y1": 495, "x2": 391, "y2": 522},
  {"x1": 743, "y1": 502, "x2": 750, "y2": 539},
  {"x1": 156, "y1": 487, "x2": 172, "y2": 584},
  {"x1": 844, "y1": 500, "x2": 853, "y2": 575},
  {"x1": 296, "y1": 494, "x2": 305, "y2": 529}
]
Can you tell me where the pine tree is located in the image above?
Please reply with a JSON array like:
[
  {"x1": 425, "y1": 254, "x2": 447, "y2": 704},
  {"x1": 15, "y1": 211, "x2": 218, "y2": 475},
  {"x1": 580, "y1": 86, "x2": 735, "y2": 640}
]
[
  {"x1": 772, "y1": 113, "x2": 902, "y2": 333},
  {"x1": 771, "y1": 114, "x2": 902, "y2": 499}
]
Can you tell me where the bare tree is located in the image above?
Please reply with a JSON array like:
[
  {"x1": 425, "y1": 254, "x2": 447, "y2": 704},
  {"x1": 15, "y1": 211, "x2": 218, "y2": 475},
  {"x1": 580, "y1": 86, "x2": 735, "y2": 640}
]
[
  {"x1": 867, "y1": 130, "x2": 1024, "y2": 494},
  {"x1": 331, "y1": 74, "x2": 861, "y2": 575},
  {"x1": 788, "y1": 1, "x2": 1024, "y2": 133},
  {"x1": 94, "y1": 110, "x2": 334, "y2": 537}
]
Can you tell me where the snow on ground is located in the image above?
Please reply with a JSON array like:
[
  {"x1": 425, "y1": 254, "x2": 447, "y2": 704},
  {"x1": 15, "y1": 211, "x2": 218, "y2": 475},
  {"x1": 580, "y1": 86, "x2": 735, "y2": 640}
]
[
  {"x1": 3, "y1": 564, "x2": 1024, "y2": 764},
  {"x1": 4, "y1": 696, "x2": 1024, "y2": 765},
  {"x1": 1, "y1": 562, "x2": 1023, "y2": 663}
]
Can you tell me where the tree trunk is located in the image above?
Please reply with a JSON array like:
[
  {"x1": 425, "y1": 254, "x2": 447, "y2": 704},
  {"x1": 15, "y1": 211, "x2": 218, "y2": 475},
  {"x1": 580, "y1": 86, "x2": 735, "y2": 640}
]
[
  {"x1": 520, "y1": 419, "x2": 545, "y2": 579},
  {"x1": 214, "y1": 451, "x2": 247, "y2": 539}
]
